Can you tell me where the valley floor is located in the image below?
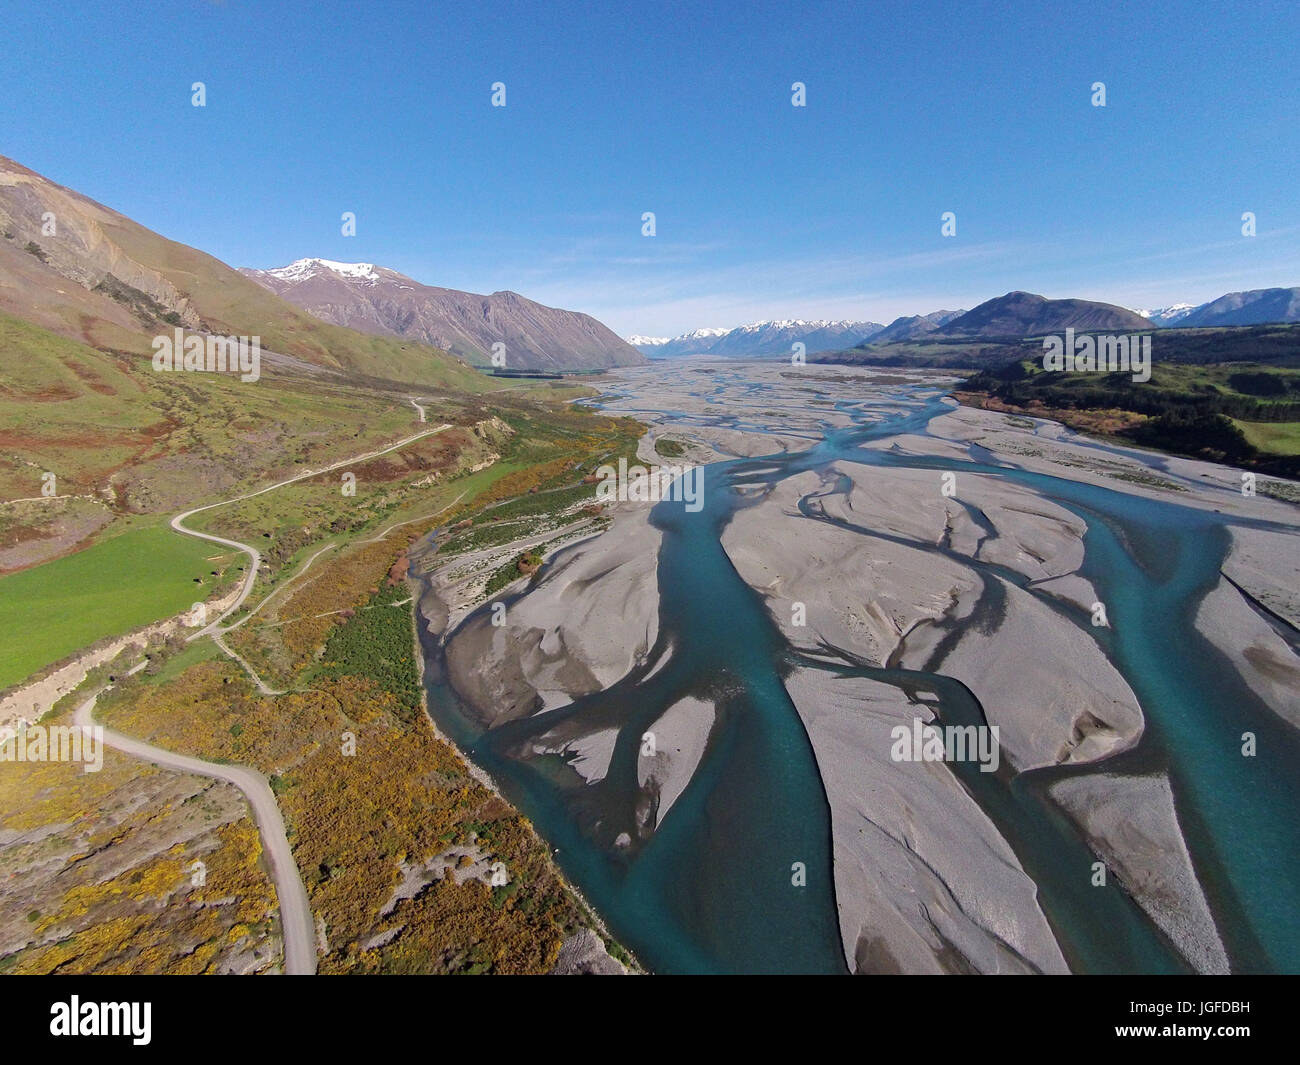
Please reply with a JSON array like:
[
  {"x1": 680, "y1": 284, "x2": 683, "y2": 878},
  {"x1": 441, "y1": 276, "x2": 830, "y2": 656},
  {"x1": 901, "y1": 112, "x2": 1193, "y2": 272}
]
[
  {"x1": 424, "y1": 358, "x2": 1300, "y2": 974},
  {"x1": 0, "y1": 384, "x2": 639, "y2": 974}
]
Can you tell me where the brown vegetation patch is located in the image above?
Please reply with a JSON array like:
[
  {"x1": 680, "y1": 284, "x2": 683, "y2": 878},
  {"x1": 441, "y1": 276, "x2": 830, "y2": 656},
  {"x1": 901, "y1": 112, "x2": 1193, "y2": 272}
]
[
  {"x1": 387, "y1": 552, "x2": 410, "y2": 584},
  {"x1": 0, "y1": 383, "x2": 79, "y2": 401},
  {"x1": 305, "y1": 436, "x2": 465, "y2": 487},
  {"x1": 954, "y1": 391, "x2": 1146, "y2": 437},
  {"x1": 60, "y1": 357, "x2": 117, "y2": 395},
  {"x1": 0, "y1": 500, "x2": 114, "y2": 573}
]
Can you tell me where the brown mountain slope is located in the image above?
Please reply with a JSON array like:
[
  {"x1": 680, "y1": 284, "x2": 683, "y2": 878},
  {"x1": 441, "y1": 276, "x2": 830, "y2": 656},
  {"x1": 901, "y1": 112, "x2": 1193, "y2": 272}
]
[
  {"x1": 0, "y1": 155, "x2": 484, "y2": 390},
  {"x1": 935, "y1": 291, "x2": 1154, "y2": 338},
  {"x1": 868, "y1": 309, "x2": 965, "y2": 344},
  {"x1": 240, "y1": 258, "x2": 645, "y2": 371}
]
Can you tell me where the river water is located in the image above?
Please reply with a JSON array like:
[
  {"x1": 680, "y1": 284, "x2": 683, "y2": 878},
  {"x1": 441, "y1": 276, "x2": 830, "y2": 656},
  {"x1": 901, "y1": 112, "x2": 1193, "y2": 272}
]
[{"x1": 417, "y1": 377, "x2": 1300, "y2": 974}]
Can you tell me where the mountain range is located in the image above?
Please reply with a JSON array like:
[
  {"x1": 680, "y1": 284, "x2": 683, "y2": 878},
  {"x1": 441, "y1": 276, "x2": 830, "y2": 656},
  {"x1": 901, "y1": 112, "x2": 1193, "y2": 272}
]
[
  {"x1": 241, "y1": 259, "x2": 644, "y2": 371},
  {"x1": 869, "y1": 309, "x2": 967, "y2": 343},
  {"x1": 631, "y1": 295, "x2": 1152, "y2": 359},
  {"x1": 1178, "y1": 288, "x2": 1300, "y2": 328},
  {"x1": 928, "y1": 291, "x2": 1153, "y2": 338},
  {"x1": 1133, "y1": 290, "x2": 1300, "y2": 328},
  {"x1": 3, "y1": 151, "x2": 1297, "y2": 382},
  {"x1": 629, "y1": 320, "x2": 885, "y2": 358},
  {"x1": 0, "y1": 154, "x2": 640, "y2": 383},
  {"x1": 637, "y1": 287, "x2": 1300, "y2": 359}
]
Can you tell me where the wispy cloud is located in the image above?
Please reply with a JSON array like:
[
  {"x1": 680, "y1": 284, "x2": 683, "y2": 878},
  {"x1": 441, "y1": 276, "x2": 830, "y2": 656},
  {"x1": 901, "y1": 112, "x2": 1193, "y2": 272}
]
[
  {"x1": 397, "y1": 220, "x2": 1299, "y2": 337},
  {"x1": 507, "y1": 239, "x2": 1023, "y2": 334}
]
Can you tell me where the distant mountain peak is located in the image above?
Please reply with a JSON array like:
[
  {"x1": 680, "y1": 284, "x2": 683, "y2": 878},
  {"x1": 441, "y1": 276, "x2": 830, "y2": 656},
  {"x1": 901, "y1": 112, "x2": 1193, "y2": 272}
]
[
  {"x1": 1181, "y1": 287, "x2": 1300, "y2": 328},
  {"x1": 628, "y1": 319, "x2": 885, "y2": 358},
  {"x1": 242, "y1": 259, "x2": 643, "y2": 371},
  {"x1": 868, "y1": 309, "x2": 966, "y2": 344},
  {"x1": 935, "y1": 291, "x2": 1153, "y2": 337},
  {"x1": 0, "y1": 154, "x2": 483, "y2": 388},
  {"x1": 264, "y1": 258, "x2": 383, "y2": 284},
  {"x1": 1132, "y1": 302, "x2": 1197, "y2": 326}
]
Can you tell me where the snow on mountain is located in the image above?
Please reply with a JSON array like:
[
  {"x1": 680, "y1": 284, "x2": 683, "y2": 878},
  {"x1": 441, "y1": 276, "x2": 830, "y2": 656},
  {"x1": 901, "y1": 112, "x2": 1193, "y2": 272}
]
[
  {"x1": 736, "y1": 319, "x2": 859, "y2": 331},
  {"x1": 242, "y1": 259, "x2": 644, "y2": 370},
  {"x1": 628, "y1": 319, "x2": 884, "y2": 358},
  {"x1": 680, "y1": 327, "x2": 730, "y2": 339},
  {"x1": 1132, "y1": 303, "x2": 1198, "y2": 326},
  {"x1": 266, "y1": 258, "x2": 383, "y2": 284},
  {"x1": 1130, "y1": 291, "x2": 1300, "y2": 327}
]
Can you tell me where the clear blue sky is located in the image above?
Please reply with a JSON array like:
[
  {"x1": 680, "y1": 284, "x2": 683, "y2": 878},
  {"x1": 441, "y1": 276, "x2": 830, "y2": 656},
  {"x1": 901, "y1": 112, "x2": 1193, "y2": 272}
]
[{"x1": 3, "y1": 0, "x2": 1297, "y2": 336}]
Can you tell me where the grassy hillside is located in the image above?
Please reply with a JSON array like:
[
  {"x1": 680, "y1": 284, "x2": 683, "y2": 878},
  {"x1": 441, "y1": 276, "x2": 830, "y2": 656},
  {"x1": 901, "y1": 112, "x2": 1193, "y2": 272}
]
[
  {"x1": 0, "y1": 369, "x2": 638, "y2": 977},
  {"x1": 0, "y1": 156, "x2": 496, "y2": 391},
  {"x1": 0, "y1": 311, "x2": 485, "y2": 510},
  {"x1": 816, "y1": 322, "x2": 1300, "y2": 371},
  {"x1": 0, "y1": 313, "x2": 163, "y2": 502},
  {"x1": 0, "y1": 309, "x2": 602, "y2": 690},
  {"x1": 959, "y1": 360, "x2": 1300, "y2": 476},
  {"x1": 107, "y1": 220, "x2": 494, "y2": 389}
]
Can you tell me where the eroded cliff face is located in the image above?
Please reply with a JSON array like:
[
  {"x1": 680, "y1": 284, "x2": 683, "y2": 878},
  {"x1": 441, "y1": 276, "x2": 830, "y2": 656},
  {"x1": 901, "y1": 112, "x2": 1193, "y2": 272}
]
[{"x1": 0, "y1": 156, "x2": 201, "y2": 343}]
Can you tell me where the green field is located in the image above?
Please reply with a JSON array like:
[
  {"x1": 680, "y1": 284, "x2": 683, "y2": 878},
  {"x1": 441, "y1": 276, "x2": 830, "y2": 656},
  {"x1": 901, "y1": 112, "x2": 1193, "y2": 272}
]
[
  {"x1": 961, "y1": 358, "x2": 1300, "y2": 476},
  {"x1": 0, "y1": 523, "x2": 228, "y2": 690},
  {"x1": 1236, "y1": 420, "x2": 1300, "y2": 456}
]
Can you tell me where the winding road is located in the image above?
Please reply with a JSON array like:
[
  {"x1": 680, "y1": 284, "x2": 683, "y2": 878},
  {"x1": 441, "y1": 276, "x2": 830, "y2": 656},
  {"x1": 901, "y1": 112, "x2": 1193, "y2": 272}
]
[
  {"x1": 73, "y1": 674, "x2": 317, "y2": 974},
  {"x1": 80, "y1": 410, "x2": 453, "y2": 976},
  {"x1": 175, "y1": 418, "x2": 451, "y2": 640}
]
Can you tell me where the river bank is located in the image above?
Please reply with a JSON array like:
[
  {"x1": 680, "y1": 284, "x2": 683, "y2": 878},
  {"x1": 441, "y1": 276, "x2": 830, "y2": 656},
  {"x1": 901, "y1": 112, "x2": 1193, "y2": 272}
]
[{"x1": 413, "y1": 359, "x2": 1300, "y2": 973}]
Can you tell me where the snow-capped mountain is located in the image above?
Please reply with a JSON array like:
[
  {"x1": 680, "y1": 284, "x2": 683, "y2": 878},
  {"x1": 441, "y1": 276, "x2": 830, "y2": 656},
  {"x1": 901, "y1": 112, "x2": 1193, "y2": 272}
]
[
  {"x1": 628, "y1": 320, "x2": 885, "y2": 358},
  {"x1": 241, "y1": 258, "x2": 644, "y2": 370},
  {"x1": 264, "y1": 258, "x2": 385, "y2": 284},
  {"x1": 1130, "y1": 291, "x2": 1300, "y2": 327},
  {"x1": 1180, "y1": 288, "x2": 1300, "y2": 327},
  {"x1": 1132, "y1": 303, "x2": 1197, "y2": 326}
]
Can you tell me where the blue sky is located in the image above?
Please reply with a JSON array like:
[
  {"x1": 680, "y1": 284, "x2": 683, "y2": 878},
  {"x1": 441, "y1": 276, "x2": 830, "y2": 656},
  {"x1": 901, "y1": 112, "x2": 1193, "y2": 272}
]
[{"x1": 2, "y1": 0, "x2": 1297, "y2": 336}]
